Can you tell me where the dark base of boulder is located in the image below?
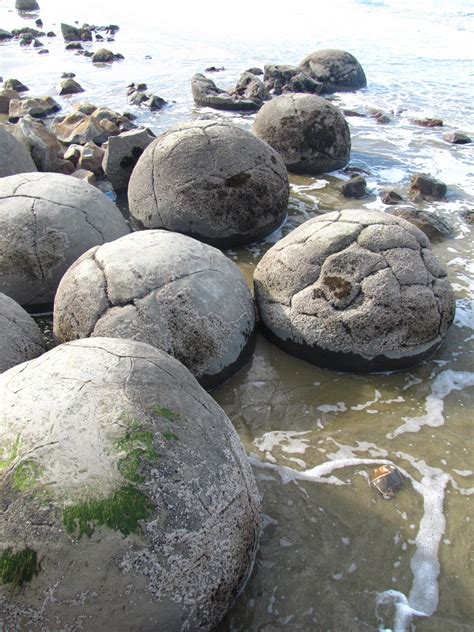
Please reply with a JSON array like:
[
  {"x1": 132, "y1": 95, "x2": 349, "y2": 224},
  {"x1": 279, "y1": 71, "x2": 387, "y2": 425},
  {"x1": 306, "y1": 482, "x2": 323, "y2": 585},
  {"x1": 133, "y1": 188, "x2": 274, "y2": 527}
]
[
  {"x1": 133, "y1": 213, "x2": 288, "y2": 250},
  {"x1": 200, "y1": 328, "x2": 257, "y2": 390},
  {"x1": 258, "y1": 320, "x2": 442, "y2": 373},
  {"x1": 286, "y1": 159, "x2": 348, "y2": 176}
]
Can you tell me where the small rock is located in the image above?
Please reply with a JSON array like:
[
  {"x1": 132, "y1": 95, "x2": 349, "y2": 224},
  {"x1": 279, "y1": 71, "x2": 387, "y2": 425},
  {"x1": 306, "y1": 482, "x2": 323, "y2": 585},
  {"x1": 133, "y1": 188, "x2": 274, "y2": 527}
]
[
  {"x1": 74, "y1": 101, "x2": 97, "y2": 115},
  {"x1": 443, "y1": 131, "x2": 471, "y2": 145},
  {"x1": 47, "y1": 31, "x2": 56, "y2": 37},
  {"x1": 412, "y1": 118, "x2": 443, "y2": 127},
  {"x1": 38, "y1": 48, "x2": 49, "y2": 54},
  {"x1": 92, "y1": 48, "x2": 122, "y2": 63},
  {"x1": 19, "y1": 34, "x2": 34, "y2": 46},
  {"x1": 95, "y1": 33, "x2": 104, "y2": 41},
  {"x1": 77, "y1": 141, "x2": 105, "y2": 176},
  {"x1": 33, "y1": 38, "x2": 43, "y2": 47},
  {"x1": 341, "y1": 175, "x2": 368, "y2": 198},
  {"x1": 61, "y1": 71, "x2": 76, "y2": 79},
  {"x1": 459, "y1": 210, "x2": 474, "y2": 225},
  {"x1": 63, "y1": 144, "x2": 82, "y2": 165},
  {"x1": 0, "y1": 89, "x2": 21, "y2": 115},
  {"x1": 246, "y1": 67, "x2": 263, "y2": 75},
  {"x1": 192, "y1": 73, "x2": 261, "y2": 112},
  {"x1": 381, "y1": 190, "x2": 403, "y2": 205},
  {"x1": 59, "y1": 78, "x2": 84, "y2": 95},
  {"x1": 4, "y1": 78, "x2": 29, "y2": 92},
  {"x1": 102, "y1": 127, "x2": 155, "y2": 191},
  {"x1": 35, "y1": 18, "x2": 43, "y2": 27},
  {"x1": 369, "y1": 108, "x2": 390, "y2": 124},
  {"x1": 205, "y1": 65, "x2": 225, "y2": 72},
  {"x1": 9, "y1": 96, "x2": 60, "y2": 120},
  {"x1": 71, "y1": 168, "x2": 96, "y2": 184},
  {"x1": 61, "y1": 23, "x2": 91, "y2": 42},
  {"x1": 65, "y1": 42, "x2": 83, "y2": 50},
  {"x1": 129, "y1": 91, "x2": 148, "y2": 106},
  {"x1": 389, "y1": 208, "x2": 454, "y2": 242},
  {"x1": 410, "y1": 173, "x2": 447, "y2": 201},
  {"x1": 342, "y1": 109, "x2": 366, "y2": 117},
  {"x1": 370, "y1": 465, "x2": 404, "y2": 499},
  {"x1": 0, "y1": 29, "x2": 13, "y2": 41},
  {"x1": 146, "y1": 95, "x2": 167, "y2": 110}
]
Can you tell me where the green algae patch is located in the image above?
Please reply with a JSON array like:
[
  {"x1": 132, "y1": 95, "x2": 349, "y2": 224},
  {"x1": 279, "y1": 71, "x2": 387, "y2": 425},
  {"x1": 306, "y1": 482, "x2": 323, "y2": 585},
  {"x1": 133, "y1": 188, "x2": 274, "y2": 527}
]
[
  {"x1": 0, "y1": 547, "x2": 39, "y2": 588},
  {"x1": 12, "y1": 460, "x2": 43, "y2": 492},
  {"x1": 153, "y1": 404, "x2": 180, "y2": 421},
  {"x1": 115, "y1": 419, "x2": 159, "y2": 484},
  {"x1": 0, "y1": 436, "x2": 21, "y2": 472},
  {"x1": 63, "y1": 485, "x2": 154, "y2": 538},
  {"x1": 163, "y1": 431, "x2": 179, "y2": 442}
]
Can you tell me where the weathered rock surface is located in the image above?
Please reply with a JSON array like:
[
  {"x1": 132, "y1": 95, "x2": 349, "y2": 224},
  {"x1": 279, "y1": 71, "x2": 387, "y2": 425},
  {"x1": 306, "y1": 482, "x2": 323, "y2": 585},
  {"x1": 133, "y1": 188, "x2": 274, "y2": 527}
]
[
  {"x1": 191, "y1": 73, "x2": 261, "y2": 111},
  {"x1": 52, "y1": 108, "x2": 128, "y2": 146},
  {"x1": 59, "y1": 78, "x2": 84, "y2": 95},
  {"x1": 103, "y1": 127, "x2": 155, "y2": 191},
  {"x1": 254, "y1": 209, "x2": 455, "y2": 371},
  {"x1": 0, "y1": 89, "x2": 21, "y2": 114},
  {"x1": 3, "y1": 78, "x2": 29, "y2": 92},
  {"x1": 0, "y1": 173, "x2": 130, "y2": 307},
  {"x1": 128, "y1": 121, "x2": 289, "y2": 247},
  {"x1": 12, "y1": 115, "x2": 69, "y2": 173},
  {"x1": 0, "y1": 126, "x2": 37, "y2": 177},
  {"x1": 0, "y1": 337, "x2": 260, "y2": 630},
  {"x1": 341, "y1": 175, "x2": 368, "y2": 198},
  {"x1": 381, "y1": 190, "x2": 403, "y2": 205},
  {"x1": 9, "y1": 96, "x2": 60, "y2": 120},
  {"x1": 54, "y1": 230, "x2": 256, "y2": 387},
  {"x1": 411, "y1": 118, "x2": 443, "y2": 127},
  {"x1": 15, "y1": 0, "x2": 40, "y2": 10},
  {"x1": 229, "y1": 71, "x2": 266, "y2": 104},
  {"x1": 443, "y1": 131, "x2": 471, "y2": 144},
  {"x1": 299, "y1": 49, "x2": 367, "y2": 93},
  {"x1": 0, "y1": 292, "x2": 45, "y2": 372},
  {"x1": 263, "y1": 65, "x2": 323, "y2": 95},
  {"x1": 388, "y1": 208, "x2": 454, "y2": 242},
  {"x1": 71, "y1": 168, "x2": 96, "y2": 184},
  {"x1": 73, "y1": 141, "x2": 105, "y2": 176},
  {"x1": 92, "y1": 48, "x2": 123, "y2": 63},
  {"x1": 253, "y1": 93, "x2": 351, "y2": 175},
  {"x1": 60, "y1": 23, "x2": 92, "y2": 42},
  {"x1": 0, "y1": 29, "x2": 13, "y2": 40},
  {"x1": 410, "y1": 174, "x2": 447, "y2": 201}
]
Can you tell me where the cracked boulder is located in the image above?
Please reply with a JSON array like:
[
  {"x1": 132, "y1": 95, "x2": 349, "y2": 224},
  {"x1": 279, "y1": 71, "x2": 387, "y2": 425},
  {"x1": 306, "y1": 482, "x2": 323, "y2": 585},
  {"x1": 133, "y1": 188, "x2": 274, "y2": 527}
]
[
  {"x1": 254, "y1": 209, "x2": 455, "y2": 371},
  {"x1": 0, "y1": 173, "x2": 130, "y2": 308},
  {"x1": 0, "y1": 337, "x2": 261, "y2": 630},
  {"x1": 128, "y1": 120, "x2": 289, "y2": 248},
  {"x1": 0, "y1": 126, "x2": 37, "y2": 177},
  {"x1": 253, "y1": 93, "x2": 350, "y2": 175},
  {"x1": 0, "y1": 292, "x2": 45, "y2": 372},
  {"x1": 53, "y1": 230, "x2": 256, "y2": 388},
  {"x1": 298, "y1": 49, "x2": 367, "y2": 93}
]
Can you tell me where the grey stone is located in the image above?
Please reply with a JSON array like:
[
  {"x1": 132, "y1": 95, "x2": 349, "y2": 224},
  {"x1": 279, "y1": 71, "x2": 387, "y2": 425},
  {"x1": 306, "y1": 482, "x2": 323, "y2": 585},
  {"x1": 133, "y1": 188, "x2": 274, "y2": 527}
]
[
  {"x1": 0, "y1": 89, "x2": 21, "y2": 114},
  {"x1": 52, "y1": 109, "x2": 119, "y2": 146},
  {"x1": 71, "y1": 168, "x2": 96, "y2": 185},
  {"x1": 191, "y1": 73, "x2": 261, "y2": 111},
  {"x1": 230, "y1": 71, "x2": 266, "y2": 104},
  {"x1": 298, "y1": 49, "x2": 367, "y2": 93},
  {"x1": 381, "y1": 190, "x2": 403, "y2": 205},
  {"x1": 0, "y1": 292, "x2": 45, "y2": 372},
  {"x1": 92, "y1": 48, "x2": 122, "y2": 63},
  {"x1": 254, "y1": 209, "x2": 455, "y2": 371},
  {"x1": 9, "y1": 96, "x2": 60, "y2": 119},
  {"x1": 12, "y1": 115, "x2": 67, "y2": 172},
  {"x1": 410, "y1": 174, "x2": 447, "y2": 201},
  {"x1": 60, "y1": 23, "x2": 91, "y2": 42},
  {"x1": 388, "y1": 209, "x2": 454, "y2": 242},
  {"x1": 0, "y1": 29, "x2": 12, "y2": 41},
  {"x1": 341, "y1": 175, "x2": 368, "y2": 198},
  {"x1": 103, "y1": 127, "x2": 155, "y2": 192},
  {"x1": 253, "y1": 93, "x2": 351, "y2": 175},
  {"x1": 3, "y1": 78, "x2": 29, "y2": 92},
  {"x1": 59, "y1": 78, "x2": 84, "y2": 95},
  {"x1": 54, "y1": 230, "x2": 257, "y2": 387},
  {"x1": 0, "y1": 126, "x2": 37, "y2": 177},
  {"x1": 443, "y1": 131, "x2": 471, "y2": 144},
  {"x1": 0, "y1": 336, "x2": 260, "y2": 630},
  {"x1": 15, "y1": 0, "x2": 39, "y2": 9},
  {"x1": 128, "y1": 120, "x2": 289, "y2": 247},
  {"x1": 73, "y1": 101, "x2": 96, "y2": 115},
  {"x1": 0, "y1": 173, "x2": 130, "y2": 307},
  {"x1": 263, "y1": 65, "x2": 322, "y2": 95},
  {"x1": 76, "y1": 141, "x2": 105, "y2": 176}
]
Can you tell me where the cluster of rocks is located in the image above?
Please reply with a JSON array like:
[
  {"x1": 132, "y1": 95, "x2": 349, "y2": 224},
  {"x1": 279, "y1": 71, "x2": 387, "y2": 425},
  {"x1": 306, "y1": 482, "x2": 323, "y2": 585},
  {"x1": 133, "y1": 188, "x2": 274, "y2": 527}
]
[
  {"x1": 192, "y1": 49, "x2": 367, "y2": 112},
  {"x1": 127, "y1": 82, "x2": 167, "y2": 111}
]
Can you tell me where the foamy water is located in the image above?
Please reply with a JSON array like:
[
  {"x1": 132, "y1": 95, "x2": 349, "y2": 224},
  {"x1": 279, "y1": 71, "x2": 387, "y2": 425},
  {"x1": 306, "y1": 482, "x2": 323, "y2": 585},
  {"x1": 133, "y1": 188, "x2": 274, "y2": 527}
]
[{"x1": 1, "y1": 0, "x2": 473, "y2": 629}]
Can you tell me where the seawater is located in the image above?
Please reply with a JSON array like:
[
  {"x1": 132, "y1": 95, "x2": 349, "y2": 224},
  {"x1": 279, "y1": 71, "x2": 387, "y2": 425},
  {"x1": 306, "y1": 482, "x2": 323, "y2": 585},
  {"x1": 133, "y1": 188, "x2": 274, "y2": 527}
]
[{"x1": 0, "y1": 0, "x2": 473, "y2": 629}]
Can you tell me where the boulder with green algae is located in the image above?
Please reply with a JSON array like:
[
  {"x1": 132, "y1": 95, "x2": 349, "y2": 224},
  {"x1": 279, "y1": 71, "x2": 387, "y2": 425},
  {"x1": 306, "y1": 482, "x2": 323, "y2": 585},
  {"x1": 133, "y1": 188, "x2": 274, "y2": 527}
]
[{"x1": 0, "y1": 337, "x2": 261, "y2": 631}]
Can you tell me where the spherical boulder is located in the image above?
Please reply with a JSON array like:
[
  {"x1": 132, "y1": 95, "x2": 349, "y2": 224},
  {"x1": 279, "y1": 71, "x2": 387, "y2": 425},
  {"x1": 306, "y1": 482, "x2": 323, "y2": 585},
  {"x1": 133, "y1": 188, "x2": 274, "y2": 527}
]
[
  {"x1": 254, "y1": 210, "x2": 455, "y2": 371},
  {"x1": 298, "y1": 49, "x2": 367, "y2": 93},
  {"x1": 0, "y1": 337, "x2": 260, "y2": 630},
  {"x1": 128, "y1": 120, "x2": 289, "y2": 247},
  {"x1": 0, "y1": 126, "x2": 37, "y2": 177},
  {"x1": 0, "y1": 292, "x2": 45, "y2": 372},
  {"x1": 252, "y1": 94, "x2": 350, "y2": 175},
  {"x1": 0, "y1": 173, "x2": 130, "y2": 308},
  {"x1": 53, "y1": 230, "x2": 256, "y2": 388}
]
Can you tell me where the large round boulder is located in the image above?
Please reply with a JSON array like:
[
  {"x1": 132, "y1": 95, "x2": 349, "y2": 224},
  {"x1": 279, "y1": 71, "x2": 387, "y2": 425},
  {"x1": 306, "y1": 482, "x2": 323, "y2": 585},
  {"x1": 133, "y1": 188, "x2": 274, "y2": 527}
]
[
  {"x1": 0, "y1": 292, "x2": 45, "y2": 372},
  {"x1": 252, "y1": 94, "x2": 350, "y2": 175},
  {"x1": 254, "y1": 210, "x2": 455, "y2": 371},
  {"x1": 0, "y1": 173, "x2": 130, "y2": 308},
  {"x1": 298, "y1": 49, "x2": 367, "y2": 93},
  {"x1": 0, "y1": 126, "x2": 37, "y2": 177},
  {"x1": 53, "y1": 230, "x2": 256, "y2": 388},
  {"x1": 128, "y1": 120, "x2": 289, "y2": 247},
  {"x1": 0, "y1": 337, "x2": 260, "y2": 630}
]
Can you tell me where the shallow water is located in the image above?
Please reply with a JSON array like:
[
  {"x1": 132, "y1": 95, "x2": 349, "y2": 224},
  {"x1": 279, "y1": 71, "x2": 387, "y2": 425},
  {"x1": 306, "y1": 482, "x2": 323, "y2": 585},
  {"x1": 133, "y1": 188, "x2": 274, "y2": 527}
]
[{"x1": 1, "y1": 0, "x2": 473, "y2": 630}]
